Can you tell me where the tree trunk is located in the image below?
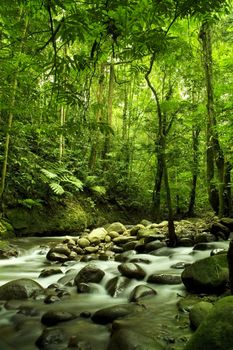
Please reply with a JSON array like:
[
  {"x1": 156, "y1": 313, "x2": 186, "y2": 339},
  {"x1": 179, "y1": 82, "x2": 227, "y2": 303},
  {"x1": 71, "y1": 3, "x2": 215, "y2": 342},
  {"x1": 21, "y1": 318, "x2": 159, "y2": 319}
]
[
  {"x1": 187, "y1": 126, "x2": 200, "y2": 216},
  {"x1": 227, "y1": 240, "x2": 233, "y2": 294},
  {"x1": 199, "y1": 21, "x2": 225, "y2": 216},
  {"x1": 89, "y1": 65, "x2": 105, "y2": 170},
  {"x1": 103, "y1": 59, "x2": 114, "y2": 161},
  {"x1": 59, "y1": 105, "x2": 66, "y2": 162}
]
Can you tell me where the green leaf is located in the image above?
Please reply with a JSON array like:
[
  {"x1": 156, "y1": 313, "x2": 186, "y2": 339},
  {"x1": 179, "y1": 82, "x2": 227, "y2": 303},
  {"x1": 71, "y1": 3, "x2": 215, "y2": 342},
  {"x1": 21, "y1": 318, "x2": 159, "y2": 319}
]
[
  {"x1": 49, "y1": 182, "x2": 65, "y2": 195},
  {"x1": 41, "y1": 169, "x2": 58, "y2": 179}
]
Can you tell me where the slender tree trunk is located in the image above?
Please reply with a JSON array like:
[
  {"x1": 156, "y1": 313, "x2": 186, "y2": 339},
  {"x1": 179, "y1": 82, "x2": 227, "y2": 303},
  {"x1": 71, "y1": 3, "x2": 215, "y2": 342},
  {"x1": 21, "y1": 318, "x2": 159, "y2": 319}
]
[
  {"x1": 103, "y1": 59, "x2": 114, "y2": 160},
  {"x1": 145, "y1": 53, "x2": 177, "y2": 245},
  {"x1": 121, "y1": 84, "x2": 130, "y2": 176},
  {"x1": 225, "y1": 162, "x2": 232, "y2": 216},
  {"x1": 89, "y1": 64, "x2": 105, "y2": 170},
  {"x1": 227, "y1": 240, "x2": 233, "y2": 294},
  {"x1": 199, "y1": 21, "x2": 225, "y2": 217},
  {"x1": 59, "y1": 105, "x2": 66, "y2": 162},
  {"x1": 187, "y1": 126, "x2": 200, "y2": 216},
  {"x1": 0, "y1": 7, "x2": 28, "y2": 209}
]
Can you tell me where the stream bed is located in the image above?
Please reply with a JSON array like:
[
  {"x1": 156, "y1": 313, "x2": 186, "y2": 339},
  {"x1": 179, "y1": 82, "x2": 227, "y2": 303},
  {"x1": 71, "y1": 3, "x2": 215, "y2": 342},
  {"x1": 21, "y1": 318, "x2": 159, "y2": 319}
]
[{"x1": 0, "y1": 237, "x2": 229, "y2": 350}]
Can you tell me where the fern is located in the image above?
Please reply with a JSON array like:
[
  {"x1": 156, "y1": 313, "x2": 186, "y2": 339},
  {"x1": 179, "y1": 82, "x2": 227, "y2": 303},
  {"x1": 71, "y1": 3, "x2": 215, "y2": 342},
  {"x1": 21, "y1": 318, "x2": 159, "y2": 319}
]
[
  {"x1": 61, "y1": 175, "x2": 83, "y2": 190},
  {"x1": 41, "y1": 168, "x2": 58, "y2": 179},
  {"x1": 90, "y1": 185, "x2": 106, "y2": 195},
  {"x1": 49, "y1": 182, "x2": 65, "y2": 195}
]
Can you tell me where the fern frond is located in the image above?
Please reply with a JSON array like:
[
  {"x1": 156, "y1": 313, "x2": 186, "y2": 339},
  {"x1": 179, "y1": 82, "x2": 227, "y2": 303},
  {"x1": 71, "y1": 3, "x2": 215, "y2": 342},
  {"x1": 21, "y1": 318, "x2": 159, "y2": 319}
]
[
  {"x1": 90, "y1": 185, "x2": 106, "y2": 195},
  {"x1": 41, "y1": 168, "x2": 58, "y2": 179},
  {"x1": 61, "y1": 175, "x2": 83, "y2": 190},
  {"x1": 49, "y1": 182, "x2": 65, "y2": 195}
]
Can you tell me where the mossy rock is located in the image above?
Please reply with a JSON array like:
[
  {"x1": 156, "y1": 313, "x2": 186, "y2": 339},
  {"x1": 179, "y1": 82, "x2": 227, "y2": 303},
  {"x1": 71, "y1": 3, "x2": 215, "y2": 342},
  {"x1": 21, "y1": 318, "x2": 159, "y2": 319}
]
[
  {"x1": 189, "y1": 301, "x2": 213, "y2": 329},
  {"x1": 185, "y1": 296, "x2": 233, "y2": 350},
  {"x1": 181, "y1": 254, "x2": 229, "y2": 294},
  {"x1": 0, "y1": 219, "x2": 14, "y2": 239}
]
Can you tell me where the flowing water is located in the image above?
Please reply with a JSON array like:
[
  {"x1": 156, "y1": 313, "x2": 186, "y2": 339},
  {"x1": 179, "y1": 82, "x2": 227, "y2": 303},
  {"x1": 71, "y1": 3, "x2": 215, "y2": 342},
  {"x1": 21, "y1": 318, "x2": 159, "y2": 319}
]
[{"x1": 0, "y1": 237, "x2": 229, "y2": 350}]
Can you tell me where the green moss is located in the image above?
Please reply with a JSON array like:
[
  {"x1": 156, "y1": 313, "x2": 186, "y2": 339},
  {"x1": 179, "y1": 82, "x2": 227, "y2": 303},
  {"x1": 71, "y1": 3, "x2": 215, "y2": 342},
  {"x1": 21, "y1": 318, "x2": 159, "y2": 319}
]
[
  {"x1": 0, "y1": 219, "x2": 14, "y2": 239},
  {"x1": 185, "y1": 296, "x2": 233, "y2": 350}
]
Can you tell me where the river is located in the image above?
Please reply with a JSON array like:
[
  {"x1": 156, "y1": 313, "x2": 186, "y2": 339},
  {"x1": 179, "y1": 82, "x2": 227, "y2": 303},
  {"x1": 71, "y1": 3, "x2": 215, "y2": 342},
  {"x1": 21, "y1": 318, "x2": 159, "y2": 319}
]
[{"x1": 0, "y1": 237, "x2": 229, "y2": 350}]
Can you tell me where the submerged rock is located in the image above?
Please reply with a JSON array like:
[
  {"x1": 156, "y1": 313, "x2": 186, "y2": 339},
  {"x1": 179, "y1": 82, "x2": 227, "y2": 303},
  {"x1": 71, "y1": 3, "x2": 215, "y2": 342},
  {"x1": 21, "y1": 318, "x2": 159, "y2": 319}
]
[
  {"x1": 0, "y1": 278, "x2": 44, "y2": 300},
  {"x1": 41, "y1": 310, "x2": 77, "y2": 326},
  {"x1": 129, "y1": 285, "x2": 157, "y2": 302},
  {"x1": 91, "y1": 303, "x2": 143, "y2": 324},
  {"x1": 147, "y1": 274, "x2": 182, "y2": 285}
]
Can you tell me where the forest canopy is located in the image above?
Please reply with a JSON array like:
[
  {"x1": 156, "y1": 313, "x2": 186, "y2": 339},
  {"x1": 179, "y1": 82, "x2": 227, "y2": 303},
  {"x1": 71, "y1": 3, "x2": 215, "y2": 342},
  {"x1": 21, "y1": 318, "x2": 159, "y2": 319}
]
[{"x1": 0, "y1": 0, "x2": 232, "y2": 225}]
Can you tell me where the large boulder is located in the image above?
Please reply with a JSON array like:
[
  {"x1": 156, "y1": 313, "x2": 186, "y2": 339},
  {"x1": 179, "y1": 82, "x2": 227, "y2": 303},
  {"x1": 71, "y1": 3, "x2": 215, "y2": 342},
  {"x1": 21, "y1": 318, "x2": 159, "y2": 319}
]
[
  {"x1": 181, "y1": 253, "x2": 228, "y2": 293},
  {"x1": 185, "y1": 296, "x2": 233, "y2": 350},
  {"x1": 118, "y1": 262, "x2": 146, "y2": 280},
  {"x1": 0, "y1": 278, "x2": 44, "y2": 300}
]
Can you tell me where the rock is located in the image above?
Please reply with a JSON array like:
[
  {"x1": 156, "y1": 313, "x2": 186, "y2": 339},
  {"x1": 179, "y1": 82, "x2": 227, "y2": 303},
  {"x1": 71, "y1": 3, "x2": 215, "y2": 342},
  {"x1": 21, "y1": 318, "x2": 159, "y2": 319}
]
[
  {"x1": 137, "y1": 228, "x2": 160, "y2": 239},
  {"x1": 113, "y1": 236, "x2": 136, "y2": 245},
  {"x1": 88, "y1": 227, "x2": 107, "y2": 244},
  {"x1": 108, "y1": 231, "x2": 120, "y2": 239},
  {"x1": 144, "y1": 234, "x2": 166, "y2": 243},
  {"x1": 0, "y1": 245, "x2": 18, "y2": 259},
  {"x1": 41, "y1": 310, "x2": 77, "y2": 326},
  {"x1": 106, "y1": 222, "x2": 126, "y2": 234},
  {"x1": 129, "y1": 224, "x2": 145, "y2": 236},
  {"x1": 0, "y1": 278, "x2": 44, "y2": 300},
  {"x1": 140, "y1": 219, "x2": 152, "y2": 227},
  {"x1": 46, "y1": 251, "x2": 69, "y2": 263},
  {"x1": 106, "y1": 276, "x2": 131, "y2": 297},
  {"x1": 91, "y1": 303, "x2": 143, "y2": 324},
  {"x1": 171, "y1": 262, "x2": 191, "y2": 269},
  {"x1": 220, "y1": 217, "x2": 233, "y2": 231},
  {"x1": 118, "y1": 262, "x2": 146, "y2": 280},
  {"x1": 194, "y1": 233, "x2": 216, "y2": 244},
  {"x1": 39, "y1": 268, "x2": 63, "y2": 278},
  {"x1": 84, "y1": 246, "x2": 99, "y2": 254},
  {"x1": 147, "y1": 274, "x2": 182, "y2": 284},
  {"x1": 74, "y1": 264, "x2": 105, "y2": 287},
  {"x1": 35, "y1": 327, "x2": 67, "y2": 349},
  {"x1": 181, "y1": 253, "x2": 228, "y2": 293},
  {"x1": 178, "y1": 237, "x2": 194, "y2": 247},
  {"x1": 107, "y1": 328, "x2": 164, "y2": 350},
  {"x1": 122, "y1": 240, "x2": 138, "y2": 251},
  {"x1": 77, "y1": 283, "x2": 91, "y2": 293},
  {"x1": 77, "y1": 237, "x2": 90, "y2": 248},
  {"x1": 115, "y1": 250, "x2": 136, "y2": 262},
  {"x1": 210, "y1": 222, "x2": 230, "y2": 240},
  {"x1": 184, "y1": 296, "x2": 233, "y2": 350},
  {"x1": 144, "y1": 240, "x2": 166, "y2": 252},
  {"x1": 129, "y1": 285, "x2": 157, "y2": 302},
  {"x1": 193, "y1": 243, "x2": 215, "y2": 251},
  {"x1": 210, "y1": 248, "x2": 226, "y2": 256},
  {"x1": 189, "y1": 301, "x2": 213, "y2": 330}
]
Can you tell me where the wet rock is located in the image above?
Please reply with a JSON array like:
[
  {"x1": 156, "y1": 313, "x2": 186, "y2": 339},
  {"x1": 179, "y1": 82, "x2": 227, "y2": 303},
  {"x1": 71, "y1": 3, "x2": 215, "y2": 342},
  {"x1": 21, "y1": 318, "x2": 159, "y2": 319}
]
[
  {"x1": 44, "y1": 295, "x2": 60, "y2": 304},
  {"x1": 129, "y1": 285, "x2": 157, "y2": 302},
  {"x1": 77, "y1": 283, "x2": 91, "y2": 293},
  {"x1": 74, "y1": 264, "x2": 105, "y2": 287},
  {"x1": 144, "y1": 234, "x2": 166, "y2": 243},
  {"x1": 210, "y1": 248, "x2": 226, "y2": 256},
  {"x1": 220, "y1": 217, "x2": 233, "y2": 231},
  {"x1": 194, "y1": 233, "x2": 216, "y2": 244},
  {"x1": 91, "y1": 303, "x2": 143, "y2": 324},
  {"x1": 210, "y1": 222, "x2": 230, "y2": 240},
  {"x1": 149, "y1": 247, "x2": 172, "y2": 256},
  {"x1": 108, "y1": 231, "x2": 120, "y2": 239},
  {"x1": 122, "y1": 240, "x2": 138, "y2": 251},
  {"x1": 115, "y1": 250, "x2": 137, "y2": 262},
  {"x1": 99, "y1": 250, "x2": 115, "y2": 261},
  {"x1": 46, "y1": 243, "x2": 71, "y2": 262},
  {"x1": 35, "y1": 327, "x2": 67, "y2": 349},
  {"x1": 72, "y1": 246, "x2": 84, "y2": 255},
  {"x1": 88, "y1": 227, "x2": 107, "y2": 244},
  {"x1": 137, "y1": 228, "x2": 160, "y2": 239},
  {"x1": 113, "y1": 236, "x2": 136, "y2": 245},
  {"x1": 84, "y1": 246, "x2": 99, "y2": 254},
  {"x1": 39, "y1": 268, "x2": 63, "y2": 278},
  {"x1": 189, "y1": 301, "x2": 213, "y2": 330},
  {"x1": 106, "y1": 276, "x2": 131, "y2": 297},
  {"x1": 77, "y1": 238, "x2": 90, "y2": 248},
  {"x1": 129, "y1": 224, "x2": 145, "y2": 236},
  {"x1": 118, "y1": 262, "x2": 146, "y2": 280},
  {"x1": 171, "y1": 262, "x2": 191, "y2": 269},
  {"x1": 130, "y1": 257, "x2": 151, "y2": 264},
  {"x1": 68, "y1": 337, "x2": 91, "y2": 350},
  {"x1": 181, "y1": 253, "x2": 228, "y2": 293},
  {"x1": 106, "y1": 222, "x2": 126, "y2": 234},
  {"x1": 111, "y1": 245, "x2": 124, "y2": 253},
  {"x1": 41, "y1": 310, "x2": 77, "y2": 326},
  {"x1": 193, "y1": 243, "x2": 215, "y2": 251},
  {"x1": 140, "y1": 219, "x2": 152, "y2": 227},
  {"x1": 147, "y1": 274, "x2": 182, "y2": 284},
  {"x1": 145, "y1": 240, "x2": 166, "y2": 252},
  {"x1": 178, "y1": 237, "x2": 194, "y2": 247},
  {"x1": 0, "y1": 245, "x2": 19, "y2": 259},
  {"x1": 107, "y1": 328, "x2": 164, "y2": 350},
  {"x1": 0, "y1": 278, "x2": 44, "y2": 300},
  {"x1": 184, "y1": 296, "x2": 233, "y2": 350}
]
